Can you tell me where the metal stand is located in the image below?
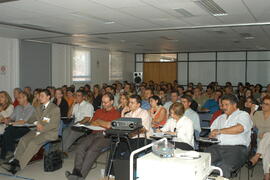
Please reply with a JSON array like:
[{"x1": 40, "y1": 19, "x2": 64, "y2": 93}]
[{"x1": 105, "y1": 127, "x2": 143, "y2": 179}]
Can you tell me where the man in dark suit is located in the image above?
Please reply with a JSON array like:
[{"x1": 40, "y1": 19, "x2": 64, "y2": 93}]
[{"x1": 2, "y1": 89, "x2": 60, "y2": 174}]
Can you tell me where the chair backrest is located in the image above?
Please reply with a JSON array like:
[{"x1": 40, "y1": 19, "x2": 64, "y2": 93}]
[{"x1": 248, "y1": 128, "x2": 258, "y2": 158}]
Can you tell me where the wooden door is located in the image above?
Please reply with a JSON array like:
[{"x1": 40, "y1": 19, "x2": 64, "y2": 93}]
[{"x1": 143, "y1": 62, "x2": 176, "y2": 83}]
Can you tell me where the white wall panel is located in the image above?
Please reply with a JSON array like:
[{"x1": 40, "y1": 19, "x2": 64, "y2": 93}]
[
  {"x1": 217, "y1": 62, "x2": 245, "y2": 86},
  {"x1": 247, "y1": 51, "x2": 270, "y2": 60},
  {"x1": 178, "y1": 53, "x2": 188, "y2": 61},
  {"x1": 0, "y1": 37, "x2": 19, "y2": 97},
  {"x1": 189, "y1": 62, "x2": 215, "y2": 84},
  {"x1": 247, "y1": 61, "x2": 270, "y2": 85},
  {"x1": 177, "y1": 62, "x2": 187, "y2": 85},
  {"x1": 136, "y1": 63, "x2": 143, "y2": 72},
  {"x1": 217, "y1": 52, "x2": 245, "y2": 61},
  {"x1": 189, "y1": 52, "x2": 215, "y2": 61}
]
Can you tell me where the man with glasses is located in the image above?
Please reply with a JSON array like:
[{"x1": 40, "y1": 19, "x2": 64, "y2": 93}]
[
  {"x1": 205, "y1": 94, "x2": 253, "y2": 178},
  {"x1": 65, "y1": 93, "x2": 120, "y2": 180},
  {"x1": 62, "y1": 90, "x2": 94, "y2": 153}
]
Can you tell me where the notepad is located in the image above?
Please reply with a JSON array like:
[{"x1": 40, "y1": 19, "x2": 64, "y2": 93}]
[{"x1": 73, "y1": 123, "x2": 105, "y2": 131}]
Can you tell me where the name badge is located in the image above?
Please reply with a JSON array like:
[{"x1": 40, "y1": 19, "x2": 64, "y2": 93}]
[{"x1": 43, "y1": 117, "x2": 50, "y2": 123}]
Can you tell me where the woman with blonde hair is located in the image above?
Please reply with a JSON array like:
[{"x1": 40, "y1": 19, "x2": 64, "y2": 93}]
[
  {"x1": 32, "y1": 88, "x2": 42, "y2": 108},
  {"x1": 0, "y1": 91, "x2": 14, "y2": 134},
  {"x1": 117, "y1": 92, "x2": 129, "y2": 113}
]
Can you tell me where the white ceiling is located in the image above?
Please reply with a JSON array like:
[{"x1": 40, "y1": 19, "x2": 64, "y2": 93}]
[{"x1": 1, "y1": 0, "x2": 270, "y2": 52}]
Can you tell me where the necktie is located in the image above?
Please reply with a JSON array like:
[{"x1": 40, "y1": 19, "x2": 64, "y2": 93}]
[{"x1": 42, "y1": 105, "x2": 46, "y2": 112}]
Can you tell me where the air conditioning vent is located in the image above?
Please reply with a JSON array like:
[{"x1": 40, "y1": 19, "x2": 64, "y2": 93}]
[
  {"x1": 0, "y1": 0, "x2": 19, "y2": 4},
  {"x1": 194, "y1": 0, "x2": 227, "y2": 16}
]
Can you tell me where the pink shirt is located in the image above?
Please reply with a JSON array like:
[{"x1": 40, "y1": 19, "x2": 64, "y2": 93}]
[{"x1": 125, "y1": 107, "x2": 153, "y2": 138}]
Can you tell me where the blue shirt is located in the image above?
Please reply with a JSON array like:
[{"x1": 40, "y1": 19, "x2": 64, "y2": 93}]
[
  {"x1": 141, "y1": 100, "x2": 151, "y2": 110},
  {"x1": 202, "y1": 99, "x2": 219, "y2": 114}
]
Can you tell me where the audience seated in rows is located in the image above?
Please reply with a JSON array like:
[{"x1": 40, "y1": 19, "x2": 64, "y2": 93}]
[{"x1": 0, "y1": 80, "x2": 270, "y2": 179}]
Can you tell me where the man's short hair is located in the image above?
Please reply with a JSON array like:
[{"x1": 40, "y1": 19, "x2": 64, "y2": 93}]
[
  {"x1": 129, "y1": 94, "x2": 142, "y2": 105},
  {"x1": 177, "y1": 85, "x2": 184, "y2": 90},
  {"x1": 171, "y1": 90, "x2": 179, "y2": 96},
  {"x1": 76, "y1": 89, "x2": 87, "y2": 97},
  {"x1": 207, "y1": 85, "x2": 214, "y2": 91},
  {"x1": 215, "y1": 90, "x2": 224, "y2": 96},
  {"x1": 67, "y1": 87, "x2": 74, "y2": 93},
  {"x1": 19, "y1": 91, "x2": 29, "y2": 102},
  {"x1": 40, "y1": 89, "x2": 51, "y2": 98},
  {"x1": 181, "y1": 94, "x2": 193, "y2": 103},
  {"x1": 145, "y1": 87, "x2": 154, "y2": 95},
  {"x1": 103, "y1": 92, "x2": 114, "y2": 101},
  {"x1": 184, "y1": 90, "x2": 193, "y2": 95},
  {"x1": 221, "y1": 94, "x2": 238, "y2": 104}
]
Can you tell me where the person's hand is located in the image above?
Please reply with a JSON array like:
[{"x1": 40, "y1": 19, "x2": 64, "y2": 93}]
[
  {"x1": 209, "y1": 129, "x2": 220, "y2": 138},
  {"x1": 37, "y1": 123, "x2": 44, "y2": 132},
  {"x1": 3, "y1": 118, "x2": 10, "y2": 125},
  {"x1": 122, "y1": 106, "x2": 130, "y2": 113},
  {"x1": 155, "y1": 129, "x2": 161, "y2": 132},
  {"x1": 250, "y1": 105, "x2": 256, "y2": 114},
  {"x1": 259, "y1": 132, "x2": 265, "y2": 139},
  {"x1": 165, "y1": 131, "x2": 176, "y2": 136},
  {"x1": 90, "y1": 120, "x2": 99, "y2": 126}
]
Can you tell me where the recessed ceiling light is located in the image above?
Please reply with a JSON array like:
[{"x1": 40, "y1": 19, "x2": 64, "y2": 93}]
[
  {"x1": 104, "y1": 21, "x2": 115, "y2": 25},
  {"x1": 244, "y1": 36, "x2": 255, "y2": 40},
  {"x1": 72, "y1": 34, "x2": 89, "y2": 37},
  {"x1": 194, "y1": 0, "x2": 228, "y2": 17},
  {"x1": 213, "y1": 13, "x2": 228, "y2": 17}
]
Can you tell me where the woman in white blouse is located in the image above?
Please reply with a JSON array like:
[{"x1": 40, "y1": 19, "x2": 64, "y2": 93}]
[
  {"x1": 158, "y1": 102, "x2": 194, "y2": 149},
  {"x1": 0, "y1": 91, "x2": 14, "y2": 134}
]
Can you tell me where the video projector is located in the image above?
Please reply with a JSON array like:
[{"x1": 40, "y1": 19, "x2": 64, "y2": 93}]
[{"x1": 111, "y1": 117, "x2": 142, "y2": 130}]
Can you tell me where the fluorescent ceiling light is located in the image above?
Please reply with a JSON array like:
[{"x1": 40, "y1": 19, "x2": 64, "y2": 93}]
[
  {"x1": 194, "y1": 0, "x2": 228, "y2": 16},
  {"x1": 104, "y1": 21, "x2": 115, "y2": 25},
  {"x1": 240, "y1": 32, "x2": 255, "y2": 39},
  {"x1": 71, "y1": 12, "x2": 114, "y2": 24},
  {"x1": 244, "y1": 36, "x2": 255, "y2": 40}
]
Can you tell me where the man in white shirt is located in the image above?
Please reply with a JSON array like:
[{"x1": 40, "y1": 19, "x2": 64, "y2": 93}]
[
  {"x1": 163, "y1": 91, "x2": 180, "y2": 114},
  {"x1": 62, "y1": 90, "x2": 94, "y2": 153},
  {"x1": 205, "y1": 94, "x2": 253, "y2": 178},
  {"x1": 181, "y1": 95, "x2": 201, "y2": 136}
]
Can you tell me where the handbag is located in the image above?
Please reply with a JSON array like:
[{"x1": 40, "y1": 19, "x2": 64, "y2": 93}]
[{"x1": 44, "y1": 150, "x2": 63, "y2": 172}]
